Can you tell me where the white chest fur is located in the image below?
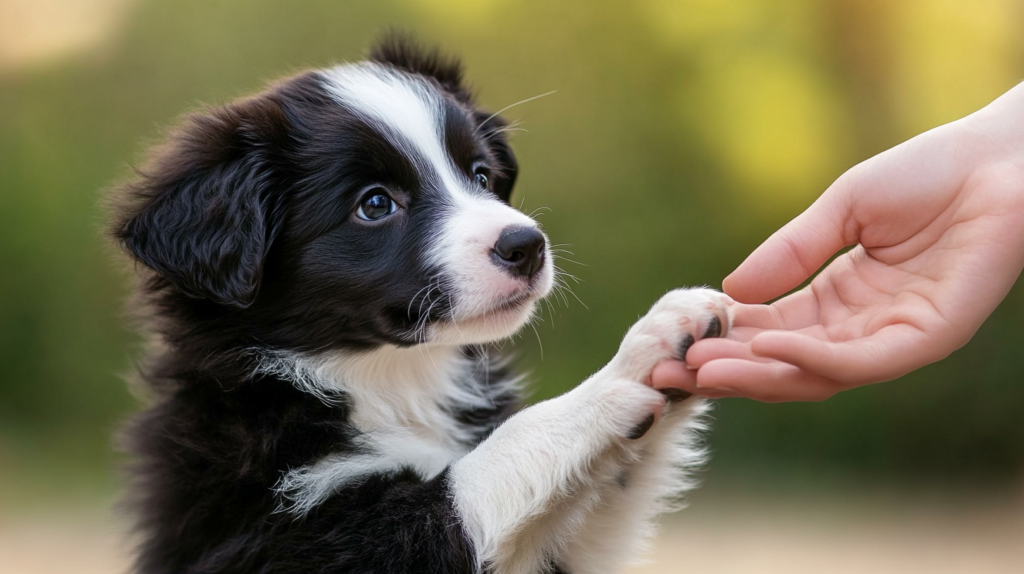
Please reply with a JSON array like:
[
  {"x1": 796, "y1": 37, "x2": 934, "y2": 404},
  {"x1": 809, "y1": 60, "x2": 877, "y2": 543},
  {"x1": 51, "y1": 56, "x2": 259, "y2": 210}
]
[{"x1": 260, "y1": 344, "x2": 502, "y2": 516}]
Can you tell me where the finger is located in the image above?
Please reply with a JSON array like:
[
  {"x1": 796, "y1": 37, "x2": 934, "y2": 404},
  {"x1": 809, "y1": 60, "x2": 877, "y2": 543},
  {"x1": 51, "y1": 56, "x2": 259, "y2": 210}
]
[
  {"x1": 684, "y1": 337, "x2": 764, "y2": 366},
  {"x1": 695, "y1": 359, "x2": 846, "y2": 403},
  {"x1": 723, "y1": 182, "x2": 855, "y2": 304},
  {"x1": 650, "y1": 361, "x2": 740, "y2": 399},
  {"x1": 730, "y1": 304, "x2": 785, "y2": 329},
  {"x1": 750, "y1": 326, "x2": 934, "y2": 385},
  {"x1": 650, "y1": 361, "x2": 698, "y2": 392}
]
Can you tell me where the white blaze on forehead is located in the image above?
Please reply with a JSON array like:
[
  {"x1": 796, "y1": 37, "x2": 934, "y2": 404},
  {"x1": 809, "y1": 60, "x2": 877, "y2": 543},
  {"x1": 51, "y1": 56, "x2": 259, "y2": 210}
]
[{"x1": 318, "y1": 62, "x2": 467, "y2": 196}]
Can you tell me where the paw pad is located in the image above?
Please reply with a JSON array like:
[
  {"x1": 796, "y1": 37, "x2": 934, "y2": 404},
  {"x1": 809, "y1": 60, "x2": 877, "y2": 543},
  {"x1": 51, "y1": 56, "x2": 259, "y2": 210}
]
[
  {"x1": 627, "y1": 413, "x2": 656, "y2": 440},
  {"x1": 677, "y1": 333, "x2": 696, "y2": 362},
  {"x1": 703, "y1": 315, "x2": 722, "y2": 339}
]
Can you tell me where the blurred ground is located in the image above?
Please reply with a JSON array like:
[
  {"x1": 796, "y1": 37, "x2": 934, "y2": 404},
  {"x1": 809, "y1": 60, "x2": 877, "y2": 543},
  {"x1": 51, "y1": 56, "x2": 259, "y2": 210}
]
[
  {"x1": 634, "y1": 485, "x2": 1024, "y2": 574},
  {"x1": 3, "y1": 484, "x2": 1021, "y2": 574}
]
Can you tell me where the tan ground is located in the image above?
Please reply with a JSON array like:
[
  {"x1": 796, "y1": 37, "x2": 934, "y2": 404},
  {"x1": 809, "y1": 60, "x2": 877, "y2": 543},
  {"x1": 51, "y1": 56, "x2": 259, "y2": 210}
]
[{"x1": 2, "y1": 489, "x2": 1022, "y2": 574}]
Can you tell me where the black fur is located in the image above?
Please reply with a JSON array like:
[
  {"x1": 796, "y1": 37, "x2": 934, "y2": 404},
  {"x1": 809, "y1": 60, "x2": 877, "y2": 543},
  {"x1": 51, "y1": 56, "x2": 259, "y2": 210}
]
[{"x1": 113, "y1": 36, "x2": 537, "y2": 574}]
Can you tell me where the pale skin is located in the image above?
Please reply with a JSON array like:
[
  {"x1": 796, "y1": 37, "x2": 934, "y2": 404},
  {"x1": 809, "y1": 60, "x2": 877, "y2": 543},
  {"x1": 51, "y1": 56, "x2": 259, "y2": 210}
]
[{"x1": 652, "y1": 81, "x2": 1024, "y2": 402}]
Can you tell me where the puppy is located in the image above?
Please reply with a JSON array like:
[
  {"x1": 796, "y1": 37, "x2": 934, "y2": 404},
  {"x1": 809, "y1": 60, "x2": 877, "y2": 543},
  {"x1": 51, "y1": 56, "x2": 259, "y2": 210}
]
[{"x1": 111, "y1": 36, "x2": 732, "y2": 574}]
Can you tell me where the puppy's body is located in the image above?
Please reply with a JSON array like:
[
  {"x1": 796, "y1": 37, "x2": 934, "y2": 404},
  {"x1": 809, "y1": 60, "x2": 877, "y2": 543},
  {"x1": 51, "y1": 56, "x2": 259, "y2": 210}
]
[{"x1": 113, "y1": 38, "x2": 730, "y2": 574}]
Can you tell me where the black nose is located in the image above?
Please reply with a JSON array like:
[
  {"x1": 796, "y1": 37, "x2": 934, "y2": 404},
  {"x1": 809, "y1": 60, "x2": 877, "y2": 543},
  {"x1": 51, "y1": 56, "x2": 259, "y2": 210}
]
[{"x1": 492, "y1": 225, "x2": 546, "y2": 278}]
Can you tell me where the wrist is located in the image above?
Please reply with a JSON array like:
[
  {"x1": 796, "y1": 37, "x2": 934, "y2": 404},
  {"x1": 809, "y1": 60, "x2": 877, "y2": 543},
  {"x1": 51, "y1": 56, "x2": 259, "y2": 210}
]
[{"x1": 961, "y1": 81, "x2": 1024, "y2": 170}]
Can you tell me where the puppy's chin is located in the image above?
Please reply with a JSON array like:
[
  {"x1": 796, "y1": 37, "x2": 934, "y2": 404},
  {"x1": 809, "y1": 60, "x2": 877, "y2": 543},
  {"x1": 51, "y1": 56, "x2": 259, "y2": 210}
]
[
  {"x1": 428, "y1": 301, "x2": 538, "y2": 346},
  {"x1": 427, "y1": 293, "x2": 546, "y2": 346}
]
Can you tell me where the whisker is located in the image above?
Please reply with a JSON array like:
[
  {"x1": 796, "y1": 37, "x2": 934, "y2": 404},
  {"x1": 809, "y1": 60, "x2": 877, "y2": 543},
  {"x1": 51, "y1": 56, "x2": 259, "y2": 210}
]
[
  {"x1": 482, "y1": 119, "x2": 526, "y2": 140},
  {"x1": 527, "y1": 206, "x2": 552, "y2": 219},
  {"x1": 476, "y1": 90, "x2": 557, "y2": 133},
  {"x1": 406, "y1": 281, "x2": 434, "y2": 319},
  {"x1": 482, "y1": 127, "x2": 528, "y2": 141},
  {"x1": 549, "y1": 264, "x2": 587, "y2": 309},
  {"x1": 552, "y1": 264, "x2": 584, "y2": 284},
  {"x1": 446, "y1": 294, "x2": 467, "y2": 340},
  {"x1": 552, "y1": 254, "x2": 588, "y2": 268},
  {"x1": 528, "y1": 319, "x2": 544, "y2": 360},
  {"x1": 542, "y1": 296, "x2": 557, "y2": 328}
]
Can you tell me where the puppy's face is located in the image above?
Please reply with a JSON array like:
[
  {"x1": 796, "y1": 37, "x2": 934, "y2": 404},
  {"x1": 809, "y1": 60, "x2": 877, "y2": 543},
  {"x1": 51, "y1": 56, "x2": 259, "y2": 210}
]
[
  {"x1": 264, "y1": 63, "x2": 553, "y2": 348},
  {"x1": 115, "y1": 51, "x2": 552, "y2": 351}
]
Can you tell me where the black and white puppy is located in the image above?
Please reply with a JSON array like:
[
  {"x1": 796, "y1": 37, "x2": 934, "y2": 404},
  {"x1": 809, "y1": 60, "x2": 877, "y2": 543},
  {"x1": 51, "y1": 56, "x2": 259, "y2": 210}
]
[{"x1": 111, "y1": 37, "x2": 732, "y2": 574}]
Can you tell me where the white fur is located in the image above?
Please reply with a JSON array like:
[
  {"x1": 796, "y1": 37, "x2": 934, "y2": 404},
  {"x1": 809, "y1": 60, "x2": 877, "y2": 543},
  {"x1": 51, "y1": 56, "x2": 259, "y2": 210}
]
[
  {"x1": 264, "y1": 287, "x2": 730, "y2": 572},
  {"x1": 319, "y1": 63, "x2": 466, "y2": 196},
  {"x1": 450, "y1": 288, "x2": 731, "y2": 574},
  {"x1": 260, "y1": 344, "x2": 521, "y2": 514},
  {"x1": 561, "y1": 400, "x2": 710, "y2": 572},
  {"x1": 274, "y1": 428, "x2": 459, "y2": 517}
]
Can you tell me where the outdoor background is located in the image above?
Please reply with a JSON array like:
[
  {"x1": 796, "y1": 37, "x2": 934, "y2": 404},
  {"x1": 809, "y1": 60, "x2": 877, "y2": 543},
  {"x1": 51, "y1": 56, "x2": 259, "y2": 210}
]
[{"x1": 1, "y1": 1, "x2": 1023, "y2": 572}]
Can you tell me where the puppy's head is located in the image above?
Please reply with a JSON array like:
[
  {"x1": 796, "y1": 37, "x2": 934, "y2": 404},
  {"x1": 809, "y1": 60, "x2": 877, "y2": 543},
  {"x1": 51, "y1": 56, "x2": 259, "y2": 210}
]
[{"x1": 113, "y1": 37, "x2": 552, "y2": 351}]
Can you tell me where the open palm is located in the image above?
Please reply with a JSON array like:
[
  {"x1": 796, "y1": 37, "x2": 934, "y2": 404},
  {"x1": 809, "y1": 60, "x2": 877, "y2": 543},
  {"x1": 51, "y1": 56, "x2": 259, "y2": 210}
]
[{"x1": 653, "y1": 92, "x2": 1024, "y2": 402}]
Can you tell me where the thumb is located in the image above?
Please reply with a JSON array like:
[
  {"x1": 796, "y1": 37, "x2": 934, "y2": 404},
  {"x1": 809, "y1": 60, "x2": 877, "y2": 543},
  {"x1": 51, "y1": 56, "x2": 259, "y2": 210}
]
[{"x1": 723, "y1": 180, "x2": 855, "y2": 303}]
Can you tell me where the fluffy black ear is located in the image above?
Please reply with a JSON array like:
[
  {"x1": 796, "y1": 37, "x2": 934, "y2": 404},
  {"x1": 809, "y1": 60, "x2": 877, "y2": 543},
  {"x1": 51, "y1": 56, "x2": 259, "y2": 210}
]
[
  {"x1": 476, "y1": 112, "x2": 519, "y2": 203},
  {"x1": 113, "y1": 95, "x2": 289, "y2": 308},
  {"x1": 369, "y1": 31, "x2": 471, "y2": 102}
]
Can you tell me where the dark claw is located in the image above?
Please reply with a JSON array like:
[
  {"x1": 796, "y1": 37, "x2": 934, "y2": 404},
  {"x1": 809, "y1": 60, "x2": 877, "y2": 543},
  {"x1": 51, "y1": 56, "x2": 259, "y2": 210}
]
[
  {"x1": 659, "y1": 388, "x2": 693, "y2": 403},
  {"x1": 677, "y1": 333, "x2": 695, "y2": 362},
  {"x1": 627, "y1": 413, "x2": 656, "y2": 440},
  {"x1": 703, "y1": 315, "x2": 722, "y2": 339}
]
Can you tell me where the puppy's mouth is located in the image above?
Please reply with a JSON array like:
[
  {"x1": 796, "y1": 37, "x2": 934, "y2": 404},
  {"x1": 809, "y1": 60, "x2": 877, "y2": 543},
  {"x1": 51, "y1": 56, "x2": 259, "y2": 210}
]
[{"x1": 491, "y1": 288, "x2": 538, "y2": 313}]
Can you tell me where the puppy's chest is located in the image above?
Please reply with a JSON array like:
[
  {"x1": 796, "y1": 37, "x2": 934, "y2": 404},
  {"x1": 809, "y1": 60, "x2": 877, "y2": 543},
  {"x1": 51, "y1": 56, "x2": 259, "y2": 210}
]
[
  {"x1": 339, "y1": 354, "x2": 487, "y2": 454},
  {"x1": 344, "y1": 377, "x2": 474, "y2": 475},
  {"x1": 275, "y1": 355, "x2": 486, "y2": 515}
]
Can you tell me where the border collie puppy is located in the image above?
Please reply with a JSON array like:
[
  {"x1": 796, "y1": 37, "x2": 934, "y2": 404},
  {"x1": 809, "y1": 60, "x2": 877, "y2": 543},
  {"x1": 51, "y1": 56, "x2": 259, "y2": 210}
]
[{"x1": 111, "y1": 36, "x2": 732, "y2": 574}]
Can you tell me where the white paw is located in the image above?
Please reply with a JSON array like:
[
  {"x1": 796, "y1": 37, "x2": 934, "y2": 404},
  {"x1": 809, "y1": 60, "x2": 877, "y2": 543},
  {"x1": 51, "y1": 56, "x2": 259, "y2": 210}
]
[
  {"x1": 611, "y1": 287, "x2": 733, "y2": 385},
  {"x1": 585, "y1": 377, "x2": 669, "y2": 441},
  {"x1": 584, "y1": 288, "x2": 732, "y2": 441}
]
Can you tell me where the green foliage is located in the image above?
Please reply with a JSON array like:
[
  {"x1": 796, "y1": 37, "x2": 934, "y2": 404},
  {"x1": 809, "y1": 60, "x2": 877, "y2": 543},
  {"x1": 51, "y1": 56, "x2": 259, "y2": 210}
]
[{"x1": 1, "y1": 0, "x2": 1022, "y2": 484}]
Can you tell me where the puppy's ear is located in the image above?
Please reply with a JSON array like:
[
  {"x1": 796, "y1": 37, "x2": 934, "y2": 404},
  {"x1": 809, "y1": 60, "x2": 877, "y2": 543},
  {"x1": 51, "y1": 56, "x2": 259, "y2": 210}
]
[
  {"x1": 369, "y1": 31, "x2": 471, "y2": 102},
  {"x1": 113, "y1": 95, "x2": 289, "y2": 308},
  {"x1": 476, "y1": 112, "x2": 519, "y2": 203}
]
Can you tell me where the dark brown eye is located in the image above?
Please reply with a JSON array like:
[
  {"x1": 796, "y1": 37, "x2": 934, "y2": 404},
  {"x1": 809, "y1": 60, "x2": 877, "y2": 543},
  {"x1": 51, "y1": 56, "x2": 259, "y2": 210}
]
[
  {"x1": 356, "y1": 192, "x2": 396, "y2": 221},
  {"x1": 474, "y1": 167, "x2": 490, "y2": 189}
]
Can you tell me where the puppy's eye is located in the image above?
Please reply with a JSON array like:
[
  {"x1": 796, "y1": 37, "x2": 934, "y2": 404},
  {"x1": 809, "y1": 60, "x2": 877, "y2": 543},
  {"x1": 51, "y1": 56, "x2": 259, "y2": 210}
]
[
  {"x1": 474, "y1": 167, "x2": 491, "y2": 189},
  {"x1": 356, "y1": 192, "x2": 397, "y2": 221}
]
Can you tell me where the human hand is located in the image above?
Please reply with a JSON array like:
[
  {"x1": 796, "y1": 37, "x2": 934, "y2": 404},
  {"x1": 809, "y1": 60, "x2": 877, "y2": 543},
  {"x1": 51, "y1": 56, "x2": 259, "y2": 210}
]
[{"x1": 652, "y1": 82, "x2": 1024, "y2": 402}]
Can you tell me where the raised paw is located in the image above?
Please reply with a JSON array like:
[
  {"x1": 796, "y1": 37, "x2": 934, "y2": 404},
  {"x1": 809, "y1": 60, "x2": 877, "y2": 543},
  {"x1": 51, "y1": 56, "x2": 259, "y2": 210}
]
[
  {"x1": 581, "y1": 288, "x2": 731, "y2": 441},
  {"x1": 610, "y1": 288, "x2": 733, "y2": 385}
]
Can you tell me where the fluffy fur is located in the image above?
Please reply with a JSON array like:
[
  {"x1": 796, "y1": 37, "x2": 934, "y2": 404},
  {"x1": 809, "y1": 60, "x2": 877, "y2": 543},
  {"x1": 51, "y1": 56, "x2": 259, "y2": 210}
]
[{"x1": 111, "y1": 35, "x2": 731, "y2": 574}]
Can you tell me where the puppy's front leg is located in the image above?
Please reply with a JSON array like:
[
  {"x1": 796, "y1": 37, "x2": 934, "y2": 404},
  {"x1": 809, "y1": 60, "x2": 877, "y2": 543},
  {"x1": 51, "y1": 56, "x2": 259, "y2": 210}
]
[
  {"x1": 450, "y1": 372, "x2": 664, "y2": 574},
  {"x1": 562, "y1": 288, "x2": 732, "y2": 573},
  {"x1": 450, "y1": 288, "x2": 733, "y2": 574}
]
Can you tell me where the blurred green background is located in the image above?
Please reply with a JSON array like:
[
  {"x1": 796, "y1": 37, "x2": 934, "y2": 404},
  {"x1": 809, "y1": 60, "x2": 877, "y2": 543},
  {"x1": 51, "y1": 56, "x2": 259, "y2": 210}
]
[{"x1": 2, "y1": 0, "x2": 1023, "y2": 515}]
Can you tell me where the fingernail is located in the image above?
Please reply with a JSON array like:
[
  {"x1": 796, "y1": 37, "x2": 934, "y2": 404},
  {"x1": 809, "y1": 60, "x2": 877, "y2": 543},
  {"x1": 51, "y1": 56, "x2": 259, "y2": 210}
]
[
  {"x1": 685, "y1": 363, "x2": 698, "y2": 371},
  {"x1": 627, "y1": 413, "x2": 656, "y2": 440},
  {"x1": 659, "y1": 388, "x2": 693, "y2": 403}
]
